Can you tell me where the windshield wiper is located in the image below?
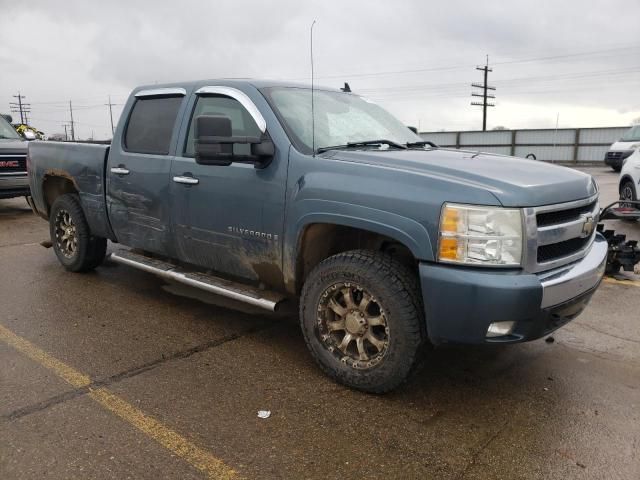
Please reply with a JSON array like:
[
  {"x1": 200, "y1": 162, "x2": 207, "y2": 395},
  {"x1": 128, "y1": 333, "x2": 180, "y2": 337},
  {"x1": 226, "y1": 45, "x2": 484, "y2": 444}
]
[
  {"x1": 317, "y1": 139, "x2": 407, "y2": 154},
  {"x1": 406, "y1": 140, "x2": 438, "y2": 148}
]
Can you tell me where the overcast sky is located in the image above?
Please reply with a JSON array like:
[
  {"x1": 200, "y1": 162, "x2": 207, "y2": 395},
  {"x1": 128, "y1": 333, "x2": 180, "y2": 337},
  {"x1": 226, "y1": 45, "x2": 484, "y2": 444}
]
[{"x1": 1, "y1": 0, "x2": 639, "y2": 140}]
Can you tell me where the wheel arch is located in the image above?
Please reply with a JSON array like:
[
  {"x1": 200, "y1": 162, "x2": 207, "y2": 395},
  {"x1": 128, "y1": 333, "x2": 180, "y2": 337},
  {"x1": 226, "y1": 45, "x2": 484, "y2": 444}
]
[
  {"x1": 285, "y1": 211, "x2": 433, "y2": 295},
  {"x1": 42, "y1": 174, "x2": 79, "y2": 216},
  {"x1": 619, "y1": 174, "x2": 638, "y2": 197}
]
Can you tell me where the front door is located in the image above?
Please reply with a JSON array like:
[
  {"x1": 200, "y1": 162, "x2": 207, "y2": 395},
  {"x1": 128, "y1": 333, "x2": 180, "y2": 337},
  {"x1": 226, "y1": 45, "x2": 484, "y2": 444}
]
[
  {"x1": 169, "y1": 87, "x2": 288, "y2": 289},
  {"x1": 107, "y1": 90, "x2": 186, "y2": 256}
]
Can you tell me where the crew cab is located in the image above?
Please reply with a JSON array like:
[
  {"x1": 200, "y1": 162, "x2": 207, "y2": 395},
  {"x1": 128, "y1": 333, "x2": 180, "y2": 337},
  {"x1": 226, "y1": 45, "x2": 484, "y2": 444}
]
[
  {"x1": 0, "y1": 114, "x2": 29, "y2": 199},
  {"x1": 27, "y1": 80, "x2": 608, "y2": 393}
]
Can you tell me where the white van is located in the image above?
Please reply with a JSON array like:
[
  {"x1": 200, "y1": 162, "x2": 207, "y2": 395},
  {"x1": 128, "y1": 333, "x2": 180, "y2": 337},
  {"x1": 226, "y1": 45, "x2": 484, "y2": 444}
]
[{"x1": 606, "y1": 125, "x2": 640, "y2": 172}]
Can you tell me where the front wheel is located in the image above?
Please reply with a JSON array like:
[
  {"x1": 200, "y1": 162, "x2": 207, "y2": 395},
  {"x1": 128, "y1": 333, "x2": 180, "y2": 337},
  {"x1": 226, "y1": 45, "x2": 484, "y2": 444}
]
[
  {"x1": 300, "y1": 250, "x2": 426, "y2": 393},
  {"x1": 620, "y1": 180, "x2": 639, "y2": 222},
  {"x1": 49, "y1": 194, "x2": 107, "y2": 272}
]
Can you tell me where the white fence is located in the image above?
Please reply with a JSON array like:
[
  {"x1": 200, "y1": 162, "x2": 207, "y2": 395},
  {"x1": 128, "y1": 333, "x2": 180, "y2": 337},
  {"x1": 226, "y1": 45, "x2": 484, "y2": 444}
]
[{"x1": 419, "y1": 127, "x2": 629, "y2": 163}]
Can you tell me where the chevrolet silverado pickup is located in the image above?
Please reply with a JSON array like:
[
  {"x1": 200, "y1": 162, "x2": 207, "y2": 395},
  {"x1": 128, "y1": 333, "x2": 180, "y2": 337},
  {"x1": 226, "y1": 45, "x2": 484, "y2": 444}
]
[
  {"x1": 0, "y1": 114, "x2": 29, "y2": 199},
  {"x1": 27, "y1": 80, "x2": 608, "y2": 393}
]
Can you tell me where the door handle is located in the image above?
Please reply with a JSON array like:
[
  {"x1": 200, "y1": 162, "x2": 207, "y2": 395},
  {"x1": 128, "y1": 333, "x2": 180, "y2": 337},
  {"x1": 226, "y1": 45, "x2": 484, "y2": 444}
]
[
  {"x1": 173, "y1": 175, "x2": 199, "y2": 185},
  {"x1": 110, "y1": 166, "x2": 130, "y2": 175}
]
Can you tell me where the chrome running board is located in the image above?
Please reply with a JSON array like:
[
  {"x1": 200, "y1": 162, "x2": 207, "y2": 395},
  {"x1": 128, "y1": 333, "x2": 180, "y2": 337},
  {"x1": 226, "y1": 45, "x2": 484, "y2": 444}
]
[{"x1": 108, "y1": 249, "x2": 285, "y2": 311}]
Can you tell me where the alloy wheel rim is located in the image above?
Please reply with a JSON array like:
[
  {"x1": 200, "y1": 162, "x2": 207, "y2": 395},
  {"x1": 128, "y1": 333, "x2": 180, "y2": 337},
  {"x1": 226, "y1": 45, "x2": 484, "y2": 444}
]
[
  {"x1": 55, "y1": 209, "x2": 78, "y2": 258},
  {"x1": 621, "y1": 185, "x2": 634, "y2": 208},
  {"x1": 317, "y1": 282, "x2": 389, "y2": 369}
]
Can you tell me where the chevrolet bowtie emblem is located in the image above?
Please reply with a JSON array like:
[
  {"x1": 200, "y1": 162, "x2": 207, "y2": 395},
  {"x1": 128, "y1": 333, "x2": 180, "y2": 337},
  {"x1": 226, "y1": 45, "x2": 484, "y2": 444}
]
[{"x1": 581, "y1": 215, "x2": 595, "y2": 238}]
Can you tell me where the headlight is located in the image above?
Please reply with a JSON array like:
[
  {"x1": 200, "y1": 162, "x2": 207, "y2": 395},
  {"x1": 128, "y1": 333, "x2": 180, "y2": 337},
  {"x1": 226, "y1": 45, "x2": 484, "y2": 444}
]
[{"x1": 438, "y1": 203, "x2": 523, "y2": 266}]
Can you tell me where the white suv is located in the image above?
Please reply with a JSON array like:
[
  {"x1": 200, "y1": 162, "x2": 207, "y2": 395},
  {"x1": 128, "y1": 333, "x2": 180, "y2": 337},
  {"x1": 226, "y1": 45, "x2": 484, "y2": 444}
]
[
  {"x1": 607, "y1": 125, "x2": 640, "y2": 172},
  {"x1": 619, "y1": 130, "x2": 640, "y2": 205}
]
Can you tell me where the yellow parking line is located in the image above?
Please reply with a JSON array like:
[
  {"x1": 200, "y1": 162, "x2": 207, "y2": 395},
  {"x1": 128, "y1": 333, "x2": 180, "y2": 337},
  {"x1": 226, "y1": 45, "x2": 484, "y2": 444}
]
[
  {"x1": 603, "y1": 277, "x2": 640, "y2": 288},
  {"x1": 0, "y1": 324, "x2": 240, "y2": 480}
]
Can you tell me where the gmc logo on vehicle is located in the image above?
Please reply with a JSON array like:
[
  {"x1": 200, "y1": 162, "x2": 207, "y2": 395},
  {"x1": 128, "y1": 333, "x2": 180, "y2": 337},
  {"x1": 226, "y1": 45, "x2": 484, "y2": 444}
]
[{"x1": 0, "y1": 160, "x2": 20, "y2": 168}]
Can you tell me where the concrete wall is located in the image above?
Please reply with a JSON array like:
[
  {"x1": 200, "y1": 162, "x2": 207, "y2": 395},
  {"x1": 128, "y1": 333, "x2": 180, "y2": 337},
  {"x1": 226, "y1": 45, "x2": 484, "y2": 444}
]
[{"x1": 419, "y1": 126, "x2": 630, "y2": 163}]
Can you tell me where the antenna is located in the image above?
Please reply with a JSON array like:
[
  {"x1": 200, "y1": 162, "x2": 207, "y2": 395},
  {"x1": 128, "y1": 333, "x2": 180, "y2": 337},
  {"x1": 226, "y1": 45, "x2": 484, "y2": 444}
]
[{"x1": 310, "y1": 20, "x2": 317, "y2": 157}]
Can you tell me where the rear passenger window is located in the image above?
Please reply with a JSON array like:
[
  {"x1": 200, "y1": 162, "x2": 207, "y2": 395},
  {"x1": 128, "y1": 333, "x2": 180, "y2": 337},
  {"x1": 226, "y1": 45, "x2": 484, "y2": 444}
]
[{"x1": 124, "y1": 96, "x2": 183, "y2": 155}]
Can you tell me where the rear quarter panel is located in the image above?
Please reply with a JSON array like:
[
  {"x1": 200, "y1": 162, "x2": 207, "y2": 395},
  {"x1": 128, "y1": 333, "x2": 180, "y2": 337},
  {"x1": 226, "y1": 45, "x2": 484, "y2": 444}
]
[{"x1": 28, "y1": 141, "x2": 115, "y2": 240}]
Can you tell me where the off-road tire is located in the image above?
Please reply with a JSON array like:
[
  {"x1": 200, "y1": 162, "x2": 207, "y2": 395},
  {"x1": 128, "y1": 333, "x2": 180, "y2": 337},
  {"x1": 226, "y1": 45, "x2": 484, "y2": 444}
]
[
  {"x1": 300, "y1": 249, "x2": 426, "y2": 393},
  {"x1": 49, "y1": 194, "x2": 107, "y2": 272}
]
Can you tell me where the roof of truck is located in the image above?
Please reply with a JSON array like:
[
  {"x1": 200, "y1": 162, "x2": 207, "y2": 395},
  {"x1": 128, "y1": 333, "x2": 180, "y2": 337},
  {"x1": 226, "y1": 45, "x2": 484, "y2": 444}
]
[{"x1": 133, "y1": 78, "x2": 342, "y2": 93}]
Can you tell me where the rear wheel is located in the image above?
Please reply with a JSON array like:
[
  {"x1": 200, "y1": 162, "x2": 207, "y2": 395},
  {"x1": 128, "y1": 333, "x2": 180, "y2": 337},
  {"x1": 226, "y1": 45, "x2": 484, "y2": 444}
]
[
  {"x1": 49, "y1": 194, "x2": 107, "y2": 272},
  {"x1": 300, "y1": 250, "x2": 425, "y2": 393}
]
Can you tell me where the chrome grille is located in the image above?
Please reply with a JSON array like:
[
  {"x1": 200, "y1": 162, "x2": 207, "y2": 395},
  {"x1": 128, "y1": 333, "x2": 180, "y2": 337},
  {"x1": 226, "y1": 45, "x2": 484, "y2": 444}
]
[
  {"x1": 536, "y1": 200, "x2": 597, "y2": 227},
  {"x1": 523, "y1": 193, "x2": 599, "y2": 273},
  {"x1": 0, "y1": 154, "x2": 27, "y2": 173},
  {"x1": 537, "y1": 236, "x2": 592, "y2": 263},
  {"x1": 606, "y1": 150, "x2": 632, "y2": 161}
]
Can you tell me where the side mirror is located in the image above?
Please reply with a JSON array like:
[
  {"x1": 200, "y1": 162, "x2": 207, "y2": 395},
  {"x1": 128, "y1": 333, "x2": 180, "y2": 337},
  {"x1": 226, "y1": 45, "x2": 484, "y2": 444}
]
[{"x1": 194, "y1": 114, "x2": 274, "y2": 168}]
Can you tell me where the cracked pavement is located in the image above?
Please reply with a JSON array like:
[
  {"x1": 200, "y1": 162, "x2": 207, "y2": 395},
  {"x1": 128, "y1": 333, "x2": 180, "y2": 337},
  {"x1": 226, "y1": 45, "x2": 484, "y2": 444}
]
[{"x1": 1, "y1": 167, "x2": 639, "y2": 479}]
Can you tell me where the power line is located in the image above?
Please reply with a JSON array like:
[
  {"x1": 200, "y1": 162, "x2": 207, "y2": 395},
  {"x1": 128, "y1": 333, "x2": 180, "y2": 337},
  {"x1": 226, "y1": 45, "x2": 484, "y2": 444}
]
[
  {"x1": 364, "y1": 67, "x2": 640, "y2": 101},
  {"x1": 291, "y1": 44, "x2": 640, "y2": 81},
  {"x1": 471, "y1": 56, "x2": 495, "y2": 131}
]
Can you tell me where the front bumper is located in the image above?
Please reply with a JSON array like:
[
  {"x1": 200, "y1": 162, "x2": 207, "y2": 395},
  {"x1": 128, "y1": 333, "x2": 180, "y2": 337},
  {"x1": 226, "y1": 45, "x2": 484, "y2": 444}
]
[
  {"x1": 419, "y1": 233, "x2": 608, "y2": 344},
  {"x1": 0, "y1": 173, "x2": 30, "y2": 199},
  {"x1": 605, "y1": 156, "x2": 622, "y2": 169}
]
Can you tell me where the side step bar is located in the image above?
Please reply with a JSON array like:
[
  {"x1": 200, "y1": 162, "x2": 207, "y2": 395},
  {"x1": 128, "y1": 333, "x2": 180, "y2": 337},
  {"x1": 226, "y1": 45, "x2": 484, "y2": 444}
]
[{"x1": 108, "y1": 250, "x2": 286, "y2": 311}]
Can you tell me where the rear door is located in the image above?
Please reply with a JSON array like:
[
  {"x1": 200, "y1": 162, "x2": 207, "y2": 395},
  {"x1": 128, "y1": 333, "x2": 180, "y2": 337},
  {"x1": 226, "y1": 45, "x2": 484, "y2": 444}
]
[{"x1": 107, "y1": 88, "x2": 187, "y2": 256}]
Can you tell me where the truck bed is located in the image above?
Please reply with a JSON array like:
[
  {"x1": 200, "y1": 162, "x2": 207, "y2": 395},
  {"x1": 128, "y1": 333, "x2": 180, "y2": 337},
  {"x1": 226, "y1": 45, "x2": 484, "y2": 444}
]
[{"x1": 28, "y1": 141, "x2": 114, "y2": 240}]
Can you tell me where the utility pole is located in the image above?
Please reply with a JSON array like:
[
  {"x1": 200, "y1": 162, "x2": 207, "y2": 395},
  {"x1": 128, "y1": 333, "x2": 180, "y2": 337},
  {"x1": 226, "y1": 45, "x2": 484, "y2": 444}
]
[
  {"x1": 471, "y1": 55, "x2": 495, "y2": 131},
  {"x1": 63, "y1": 124, "x2": 68, "y2": 141},
  {"x1": 69, "y1": 100, "x2": 75, "y2": 141},
  {"x1": 10, "y1": 92, "x2": 31, "y2": 125},
  {"x1": 105, "y1": 95, "x2": 115, "y2": 136}
]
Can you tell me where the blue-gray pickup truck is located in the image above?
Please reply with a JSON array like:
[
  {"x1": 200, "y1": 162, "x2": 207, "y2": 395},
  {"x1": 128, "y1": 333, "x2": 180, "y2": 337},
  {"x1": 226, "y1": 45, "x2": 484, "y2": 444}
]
[{"x1": 27, "y1": 80, "x2": 608, "y2": 392}]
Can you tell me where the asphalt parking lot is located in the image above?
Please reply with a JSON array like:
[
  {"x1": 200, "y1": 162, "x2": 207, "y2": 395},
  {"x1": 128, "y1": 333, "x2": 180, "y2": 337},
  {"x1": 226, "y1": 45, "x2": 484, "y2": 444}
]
[{"x1": 1, "y1": 167, "x2": 638, "y2": 480}]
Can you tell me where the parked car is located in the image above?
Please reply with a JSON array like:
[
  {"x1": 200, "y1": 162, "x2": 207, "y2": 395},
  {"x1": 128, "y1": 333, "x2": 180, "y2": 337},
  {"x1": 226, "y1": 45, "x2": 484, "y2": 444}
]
[
  {"x1": 619, "y1": 142, "x2": 640, "y2": 207},
  {"x1": 605, "y1": 125, "x2": 640, "y2": 172},
  {"x1": 0, "y1": 113, "x2": 29, "y2": 199},
  {"x1": 27, "y1": 80, "x2": 608, "y2": 393}
]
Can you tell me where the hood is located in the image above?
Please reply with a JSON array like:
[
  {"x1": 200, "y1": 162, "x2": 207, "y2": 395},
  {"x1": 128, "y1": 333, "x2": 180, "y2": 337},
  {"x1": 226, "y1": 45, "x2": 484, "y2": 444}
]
[
  {"x1": 324, "y1": 148, "x2": 596, "y2": 207},
  {"x1": 0, "y1": 138, "x2": 28, "y2": 155},
  {"x1": 610, "y1": 141, "x2": 640, "y2": 151}
]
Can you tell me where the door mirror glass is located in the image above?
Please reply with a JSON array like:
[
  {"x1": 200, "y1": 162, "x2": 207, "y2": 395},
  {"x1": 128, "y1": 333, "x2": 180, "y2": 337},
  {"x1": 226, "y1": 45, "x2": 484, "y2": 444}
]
[
  {"x1": 194, "y1": 114, "x2": 274, "y2": 167},
  {"x1": 195, "y1": 115, "x2": 234, "y2": 165}
]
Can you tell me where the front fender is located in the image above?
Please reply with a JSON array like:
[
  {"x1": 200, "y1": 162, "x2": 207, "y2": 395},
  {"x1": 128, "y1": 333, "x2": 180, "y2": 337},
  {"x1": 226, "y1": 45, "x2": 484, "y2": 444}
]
[{"x1": 283, "y1": 199, "x2": 434, "y2": 292}]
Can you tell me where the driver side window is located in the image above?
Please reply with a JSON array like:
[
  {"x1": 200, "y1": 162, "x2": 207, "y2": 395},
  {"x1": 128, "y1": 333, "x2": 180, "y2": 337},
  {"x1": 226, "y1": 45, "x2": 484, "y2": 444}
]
[{"x1": 184, "y1": 95, "x2": 261, "y2": 157}]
